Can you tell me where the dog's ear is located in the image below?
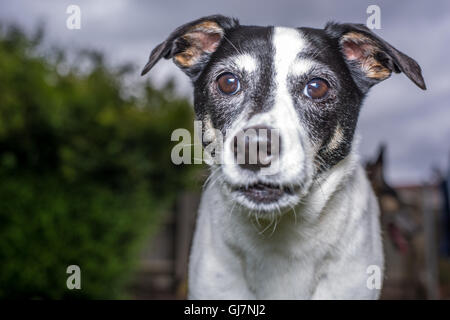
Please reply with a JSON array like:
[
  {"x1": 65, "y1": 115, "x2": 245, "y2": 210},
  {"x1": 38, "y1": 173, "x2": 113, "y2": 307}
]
[
  {"x1": 325, "y1": 22, "x2": 426, "y2": 91},
  {"x1": 141, "y1": 15, "x2": 239, "y2": 80}
]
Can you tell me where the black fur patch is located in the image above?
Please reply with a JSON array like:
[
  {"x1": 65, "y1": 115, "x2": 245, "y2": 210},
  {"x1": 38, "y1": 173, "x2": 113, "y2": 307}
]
[{"x1": 194, "y1": 26, "x2": 276, "y2": 135}]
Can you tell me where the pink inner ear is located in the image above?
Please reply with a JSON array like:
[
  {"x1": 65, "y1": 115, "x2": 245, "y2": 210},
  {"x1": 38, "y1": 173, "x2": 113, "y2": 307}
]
[
  {"x1": 190, "y1": 31, "x2": 222, "y2": 53},
  {"x1": 342, "y1": 40, "x2": 364, "y2": 60},
  {"x1": 340, "y1": 35, "x2": 391, "y2": 80}
]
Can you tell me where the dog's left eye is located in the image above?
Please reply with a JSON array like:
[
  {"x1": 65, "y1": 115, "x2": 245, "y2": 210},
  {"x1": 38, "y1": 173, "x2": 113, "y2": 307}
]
[
  {"x1": 303, "y1": 78, "x2": 330, "y2": 100},
  {"x1": 217, "y1": 72, "x2": 240, "y2": 95}
]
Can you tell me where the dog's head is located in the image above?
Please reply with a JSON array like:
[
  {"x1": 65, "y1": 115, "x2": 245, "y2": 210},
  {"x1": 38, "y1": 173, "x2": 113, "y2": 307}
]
[{"x1": 142, "y1": 15, "x2": 425, "y2": 214}]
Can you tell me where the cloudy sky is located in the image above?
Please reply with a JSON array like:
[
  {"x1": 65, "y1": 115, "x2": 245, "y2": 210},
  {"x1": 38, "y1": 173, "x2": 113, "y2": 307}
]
[{"x1": 1, "y1": 0, "x2": 449, "y2": 185}]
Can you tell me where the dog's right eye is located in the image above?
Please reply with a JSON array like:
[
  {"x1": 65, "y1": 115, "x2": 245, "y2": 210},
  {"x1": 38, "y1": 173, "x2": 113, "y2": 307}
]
[
  {"x1": 217, "y1": 72, "x2": 240, "y2": 95},
  {"x1": 303, "y1": 78, "x2": 330, "y2": 100}
]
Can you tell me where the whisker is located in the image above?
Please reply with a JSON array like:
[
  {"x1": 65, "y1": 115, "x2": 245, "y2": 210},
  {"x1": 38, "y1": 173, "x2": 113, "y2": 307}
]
[
  {"x1": 202, "y1": 166, "x2": 221, "y2": 189},
  {"x1": 258, "y1": 213, "x2": 275, "y2": 235},
  {"x1": 269, "y1": 208, "x2": 281, "y2": 237},
  {"x1": 222, "y1": 35, "x2": 244, "y2": 56},
  {"x1": 289, "y1": 204, "x2": 298, "y2": 225}
]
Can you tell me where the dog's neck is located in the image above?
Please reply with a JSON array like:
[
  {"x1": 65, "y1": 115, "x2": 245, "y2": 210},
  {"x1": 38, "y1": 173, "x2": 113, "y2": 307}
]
[{"x1": 210, "y1": 151, "x2": 360, "y2": 247}]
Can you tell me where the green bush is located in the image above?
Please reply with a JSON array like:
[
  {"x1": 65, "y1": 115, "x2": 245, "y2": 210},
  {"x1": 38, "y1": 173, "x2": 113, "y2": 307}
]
[{"x1": 0, "y1": 26, "x2": 200, "y2": 299}]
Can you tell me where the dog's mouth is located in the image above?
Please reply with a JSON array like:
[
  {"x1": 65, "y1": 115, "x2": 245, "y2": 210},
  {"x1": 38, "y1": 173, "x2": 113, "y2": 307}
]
[{"x1": 231, "y1": 182, "x2": 300, "y2": 205}]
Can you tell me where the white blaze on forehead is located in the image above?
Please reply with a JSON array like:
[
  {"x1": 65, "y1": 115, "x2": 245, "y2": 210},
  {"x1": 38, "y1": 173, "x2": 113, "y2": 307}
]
[
  {"x1": 268, "y1": 27, "x2": 310, "y2": 180},
  {"x1": 232, "y1": 53, "x2": 257, "y2": 73},
  {"x1": 273, "y1": 27, "x2": 308, "y2": 82},
  {"x1": 291, "y1": 59, "x2": 314, "y2": 76}
]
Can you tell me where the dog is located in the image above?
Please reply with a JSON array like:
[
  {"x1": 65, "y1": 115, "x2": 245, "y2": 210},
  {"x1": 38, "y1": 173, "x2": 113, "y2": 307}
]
[{"x1": 141, "y1": 15, "x2": 426, "y2": 299}]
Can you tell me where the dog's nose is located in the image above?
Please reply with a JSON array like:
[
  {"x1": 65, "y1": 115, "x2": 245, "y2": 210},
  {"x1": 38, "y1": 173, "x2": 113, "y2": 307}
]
[{"x1": 233, "y1": 125, "x2": 280, "y2": 171}]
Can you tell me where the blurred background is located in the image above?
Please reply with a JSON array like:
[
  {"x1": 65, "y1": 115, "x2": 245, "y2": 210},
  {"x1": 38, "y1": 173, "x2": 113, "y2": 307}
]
[{"x1": 0, "y1": 0, "x2": 449, "y2": 299}]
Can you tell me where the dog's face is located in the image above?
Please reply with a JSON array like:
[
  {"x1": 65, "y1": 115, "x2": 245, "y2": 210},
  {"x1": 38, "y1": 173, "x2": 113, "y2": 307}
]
[{"x1": 142, "y1": 15, "x2": 425, "y2": 214}]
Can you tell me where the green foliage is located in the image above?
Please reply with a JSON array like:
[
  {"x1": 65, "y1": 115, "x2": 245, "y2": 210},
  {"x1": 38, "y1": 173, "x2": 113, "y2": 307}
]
[{"x1": 0, "y1": 26, "x2": 200, "y2": 299}]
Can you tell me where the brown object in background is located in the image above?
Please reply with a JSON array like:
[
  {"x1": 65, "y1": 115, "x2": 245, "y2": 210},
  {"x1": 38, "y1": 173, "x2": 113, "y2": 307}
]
[{"x1": 127, "y1": 192, "x2": 200, "y2": 300}]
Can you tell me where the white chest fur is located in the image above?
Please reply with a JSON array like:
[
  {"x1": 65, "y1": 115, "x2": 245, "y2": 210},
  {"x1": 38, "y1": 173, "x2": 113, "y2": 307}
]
[{"x1": 188, "y1": 155, "x2": 384, "y2": 299}]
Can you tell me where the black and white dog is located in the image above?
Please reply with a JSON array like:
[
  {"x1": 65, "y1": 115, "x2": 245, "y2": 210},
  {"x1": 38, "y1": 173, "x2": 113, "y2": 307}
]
[{"x1": 142, "y1": 15, "x2": 425, "y2": 299}]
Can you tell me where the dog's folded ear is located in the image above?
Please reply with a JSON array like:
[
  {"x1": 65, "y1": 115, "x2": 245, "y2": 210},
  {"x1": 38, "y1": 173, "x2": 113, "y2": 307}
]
[
  {"x1": 325, "y1": 22, "x2": 426, "y2": 91},
  {"x1": 141, "y1": 15, "x2": 239, "y2": 80}
]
